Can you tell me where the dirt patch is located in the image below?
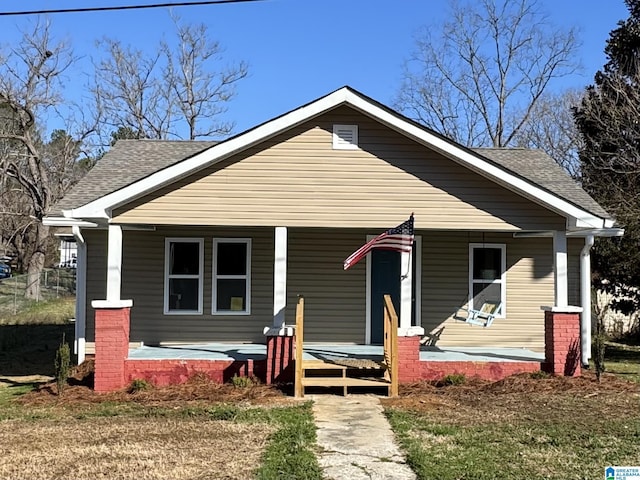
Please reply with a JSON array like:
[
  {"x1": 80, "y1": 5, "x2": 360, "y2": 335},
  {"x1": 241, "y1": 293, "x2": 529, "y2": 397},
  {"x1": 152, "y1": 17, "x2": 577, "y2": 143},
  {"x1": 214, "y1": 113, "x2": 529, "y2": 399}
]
[{"x1": 0, "y1": 416, "x2": 275, "y2": 480}]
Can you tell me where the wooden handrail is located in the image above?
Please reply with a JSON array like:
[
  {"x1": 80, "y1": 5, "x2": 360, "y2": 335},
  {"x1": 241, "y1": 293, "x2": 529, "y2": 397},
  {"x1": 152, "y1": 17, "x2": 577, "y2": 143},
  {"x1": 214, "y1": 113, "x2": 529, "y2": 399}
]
[
  {"x1": 383, "y1": 294, "x2": 399, "y2": 397},
  {"x1": 294, "y1": 295, "x2": 305, "y2": 398}
]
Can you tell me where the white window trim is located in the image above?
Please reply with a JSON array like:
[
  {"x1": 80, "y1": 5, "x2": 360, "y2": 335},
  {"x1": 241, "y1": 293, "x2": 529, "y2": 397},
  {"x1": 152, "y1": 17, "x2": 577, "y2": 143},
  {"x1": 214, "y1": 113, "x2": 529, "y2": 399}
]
[
  {"x1": 212, "y1": 238, "x2": 252, "y2": 315},
  {"x1": 164, "y1": 238, "x2": 204, "y2": 315},
  {"x1": 332, "y1": 124, "x2": 359, "y2": 150},
  {"x1": 468, "y1": 243, "x2": 506, "y2": 318}
]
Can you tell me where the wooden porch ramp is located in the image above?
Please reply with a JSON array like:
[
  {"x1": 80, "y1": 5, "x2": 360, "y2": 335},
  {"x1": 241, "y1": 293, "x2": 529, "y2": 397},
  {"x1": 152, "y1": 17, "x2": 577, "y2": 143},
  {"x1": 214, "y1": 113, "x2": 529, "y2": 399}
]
[{"x1": 294, "y1": 295, "x2": 399, "y2": 398}]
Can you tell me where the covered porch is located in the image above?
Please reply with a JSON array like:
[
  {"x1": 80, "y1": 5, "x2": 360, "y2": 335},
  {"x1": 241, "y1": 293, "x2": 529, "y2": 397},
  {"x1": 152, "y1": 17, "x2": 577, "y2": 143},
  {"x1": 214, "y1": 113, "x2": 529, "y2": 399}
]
[{"x1": 126, "y1": 342, "x2": 544, "y2": 363}]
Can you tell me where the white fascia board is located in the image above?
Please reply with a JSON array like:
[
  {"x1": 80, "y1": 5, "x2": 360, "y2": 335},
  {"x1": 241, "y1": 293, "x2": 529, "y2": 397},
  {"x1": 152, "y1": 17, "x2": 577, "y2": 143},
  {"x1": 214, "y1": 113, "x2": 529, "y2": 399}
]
[
  {"x1": 67, "y1": 86, "x2": 607, "y2": 227},
  {"x1": 68, "y1": 89, "x2": 353, "y2": 219},
  {"x1": 43, "y1": 216, "x2": 98, "y2": 228},
  {"x1": 342, "y1": 92, "x2": 607, "y2": 229},
  {"x1": 513, "y1": 228, "x2": 624, "y2": 238}
]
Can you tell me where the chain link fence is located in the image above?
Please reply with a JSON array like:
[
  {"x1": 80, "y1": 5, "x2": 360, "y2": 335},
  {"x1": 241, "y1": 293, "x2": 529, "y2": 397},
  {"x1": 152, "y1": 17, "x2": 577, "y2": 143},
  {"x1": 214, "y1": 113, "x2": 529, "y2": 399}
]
[{"x1": 0, "y1": 268, "x2": 76, "y2": 315}]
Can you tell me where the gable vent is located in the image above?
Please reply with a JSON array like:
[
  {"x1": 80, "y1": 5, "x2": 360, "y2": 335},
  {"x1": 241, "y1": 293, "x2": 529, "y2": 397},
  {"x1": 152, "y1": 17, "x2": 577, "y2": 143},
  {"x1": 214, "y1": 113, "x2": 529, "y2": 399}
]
[{"x1": 332, "y1": 124, "x2": 359, "y2": 150}]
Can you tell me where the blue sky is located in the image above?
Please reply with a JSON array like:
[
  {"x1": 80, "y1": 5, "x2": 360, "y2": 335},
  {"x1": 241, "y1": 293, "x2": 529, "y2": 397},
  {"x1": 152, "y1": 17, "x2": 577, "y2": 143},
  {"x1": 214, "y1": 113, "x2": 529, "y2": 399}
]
[{"x1": 0, "y1": 0, "x2": 631, "y2": 136}]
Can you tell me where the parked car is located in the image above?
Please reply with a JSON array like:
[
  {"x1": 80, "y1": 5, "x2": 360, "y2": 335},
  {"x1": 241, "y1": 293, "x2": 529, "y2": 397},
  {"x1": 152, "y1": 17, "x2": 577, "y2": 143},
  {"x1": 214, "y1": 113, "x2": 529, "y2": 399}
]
[{"x1": 0, "y1": 262, "x2": 11, "y2": 279}]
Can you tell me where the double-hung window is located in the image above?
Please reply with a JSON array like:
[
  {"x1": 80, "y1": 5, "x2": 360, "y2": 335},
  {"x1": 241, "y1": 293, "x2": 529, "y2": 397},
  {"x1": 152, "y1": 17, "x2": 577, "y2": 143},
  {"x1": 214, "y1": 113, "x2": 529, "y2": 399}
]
[
  {"x1": 469, "y1": 243, "x2": 506, "y2": 315},
  {"x1": 212, "y1": 238, "x2": 251, "y2": 314},
  {"x1": 164, "y1": 238, "x2": 204, "y2": 314}
]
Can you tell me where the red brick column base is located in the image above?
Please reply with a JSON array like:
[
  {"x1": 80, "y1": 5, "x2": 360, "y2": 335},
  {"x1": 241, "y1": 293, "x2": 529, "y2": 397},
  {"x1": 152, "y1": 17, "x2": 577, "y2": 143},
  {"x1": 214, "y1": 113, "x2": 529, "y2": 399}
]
[
  {"x1": 93, "y1": 301, "x2": 132, "y2": 392},
  {"x1": 398, "y1": 336, "x2": 422, "y2": 383},
  {"x1": 543, "y1": 308, "x2": 581, "y2": 377},
  {"x1": 265, "y1": 335, "x2": 294, "y2": 384}
]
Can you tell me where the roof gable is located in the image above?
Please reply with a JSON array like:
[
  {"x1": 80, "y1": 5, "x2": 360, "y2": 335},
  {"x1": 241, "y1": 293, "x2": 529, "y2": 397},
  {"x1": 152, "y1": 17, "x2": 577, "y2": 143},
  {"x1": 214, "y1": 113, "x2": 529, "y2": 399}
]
[
  {"x1": 110, "y1": 109, "x2": 566, "y2": 231},
  {"x1": 57, "y1": 86, "x2": 612, "y2": 229}
]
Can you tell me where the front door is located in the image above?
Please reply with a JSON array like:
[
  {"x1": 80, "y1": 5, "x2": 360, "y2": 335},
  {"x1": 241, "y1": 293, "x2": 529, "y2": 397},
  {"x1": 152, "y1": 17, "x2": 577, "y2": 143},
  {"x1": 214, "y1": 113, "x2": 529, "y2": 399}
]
[{"x1": 370, "y1": 249, "x2": 401, "y2": 344}]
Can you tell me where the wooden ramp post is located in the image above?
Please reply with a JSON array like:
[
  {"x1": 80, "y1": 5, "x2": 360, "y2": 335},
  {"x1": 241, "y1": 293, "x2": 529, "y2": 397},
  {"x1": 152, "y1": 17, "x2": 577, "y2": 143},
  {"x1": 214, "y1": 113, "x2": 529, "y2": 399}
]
[
  {"x1": 294, "y1": 295, "x2": 304, "y2": 398},
  {"x1": 383, "y1": 294, "x2": 399, "y2": 397}
]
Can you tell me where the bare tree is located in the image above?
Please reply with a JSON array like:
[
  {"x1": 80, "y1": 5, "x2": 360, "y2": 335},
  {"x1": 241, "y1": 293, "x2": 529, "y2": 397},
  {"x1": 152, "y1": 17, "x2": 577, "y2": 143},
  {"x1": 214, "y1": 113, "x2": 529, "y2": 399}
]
[
  {"x1": 94, "y1": 15, "x2": 247, "y2": 141},
  {"x1": 0, "y1": 20, "x2": 96, "y2": 298},
  {"x1": 163, "y1": 14, "x2": 248, "y2": 139},
  {"x1": 93, "y1": 39, "x2": 172, "y2": 139},
  {"x1": 396, "y1": 0, "x2": 580, "y2": 148},
  {"x1": 514, "y1": 89, "x2": 584, "y2": 178}
]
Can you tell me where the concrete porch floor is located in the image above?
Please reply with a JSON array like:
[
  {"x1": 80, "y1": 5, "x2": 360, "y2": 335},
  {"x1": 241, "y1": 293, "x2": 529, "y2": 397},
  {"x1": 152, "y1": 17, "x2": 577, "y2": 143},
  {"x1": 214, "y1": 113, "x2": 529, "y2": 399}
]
[{"x1": 127, "y1": 343, "x2": 544, "y2": 363}]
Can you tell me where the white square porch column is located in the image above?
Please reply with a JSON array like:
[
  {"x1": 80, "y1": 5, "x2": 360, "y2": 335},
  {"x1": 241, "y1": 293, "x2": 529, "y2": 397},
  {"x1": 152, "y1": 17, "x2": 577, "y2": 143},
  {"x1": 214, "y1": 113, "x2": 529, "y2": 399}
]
[
  {"x1": 273, "y1": 226, "x2": 287, "y2": 328},
  {"x1": 399, "y1": 249, "x2": 423, "y2": 337},
  {"x1": 263, "y1": 226, "x2": 293, "y2": 336},
  {"x1": 106, "y1": 224, "x2": 123, "y2": 302},
  {"x1": 553, "y1": 230, "x2": 568, "y2": 308}
]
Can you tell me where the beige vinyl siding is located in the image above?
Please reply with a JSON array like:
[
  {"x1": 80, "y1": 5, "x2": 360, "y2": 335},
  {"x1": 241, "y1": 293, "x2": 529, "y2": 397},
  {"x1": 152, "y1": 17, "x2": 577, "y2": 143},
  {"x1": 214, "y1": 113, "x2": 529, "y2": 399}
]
[
  {"x1": 285, "y1": 228, "x2": 366, "y2": 343},
  {"x1": 113, "y1": 107, "x2": 565, "y2": 232},
  {"x1": 85, "y1": 227, "x2": 273, "y2": 344},
  {"x1": 421, "y1": 232, "x2": 556, "y2": 350},
  {"x1": 84, "y1": 226, "x2": 581, "y2": 348}
]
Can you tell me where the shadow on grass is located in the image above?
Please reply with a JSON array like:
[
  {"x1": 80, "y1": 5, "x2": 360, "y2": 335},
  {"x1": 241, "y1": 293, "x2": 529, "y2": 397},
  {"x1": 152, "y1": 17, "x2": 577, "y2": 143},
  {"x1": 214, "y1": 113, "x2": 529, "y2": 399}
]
[
  {"x1": 0, "y1": 324, "x2": 74, "y2": 377},
  {"x1": 606, "y1": 344, "x2": 640, "y2": 363}
]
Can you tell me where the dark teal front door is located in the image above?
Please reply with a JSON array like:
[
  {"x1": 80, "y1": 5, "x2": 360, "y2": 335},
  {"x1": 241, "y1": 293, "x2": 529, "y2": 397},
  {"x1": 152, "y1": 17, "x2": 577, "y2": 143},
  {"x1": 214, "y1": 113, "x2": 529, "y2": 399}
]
[{"x1": 370, "y1": 249, "x2": 401, "y2": 344}]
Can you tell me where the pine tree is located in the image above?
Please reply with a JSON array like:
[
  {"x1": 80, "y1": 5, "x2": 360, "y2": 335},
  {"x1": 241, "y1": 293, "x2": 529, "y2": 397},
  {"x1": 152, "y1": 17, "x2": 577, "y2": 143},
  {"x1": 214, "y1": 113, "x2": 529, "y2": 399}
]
[{"x1": 575, "y1": 0, "x2": 640, "y2": 321}]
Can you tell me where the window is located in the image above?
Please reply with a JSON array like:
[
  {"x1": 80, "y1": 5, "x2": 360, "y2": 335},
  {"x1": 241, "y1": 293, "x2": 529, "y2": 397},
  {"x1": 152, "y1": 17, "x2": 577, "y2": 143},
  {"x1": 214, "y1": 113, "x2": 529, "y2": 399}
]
[
  {"x1": 469, "y1": 244, "x2": 506, "y2": 316},
  {"x1": 213, "y1": 238, "x2": 251, "y2": 314},
  {"x1": 164, "y1": 238, "x2": 204, "y2": 315},
  {"x1": 332, "y1": 124, "x2": 358, "y2": 150}
]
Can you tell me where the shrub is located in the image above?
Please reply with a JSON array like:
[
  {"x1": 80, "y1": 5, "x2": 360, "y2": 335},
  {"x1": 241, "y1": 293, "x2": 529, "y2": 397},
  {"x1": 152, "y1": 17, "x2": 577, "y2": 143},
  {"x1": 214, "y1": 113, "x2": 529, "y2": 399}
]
[
  {"x1": 127, "y1": 379, "x2": 152, "y2": 394},
  {"x1": 231, "y1": 374, "x2": 255, "y2": 388},
  {"x1": 54, "y1": 334, "x2": 71, "y2": 395},
  {"x1": 593, "y1": 317, "x2": 608, "y2": 382},
  {"x1": 438, "y1": 373, "x2": 466, "y2": 386},
  {"x1": 530, "y1": 370, "x2": 550, "y2": 380}
]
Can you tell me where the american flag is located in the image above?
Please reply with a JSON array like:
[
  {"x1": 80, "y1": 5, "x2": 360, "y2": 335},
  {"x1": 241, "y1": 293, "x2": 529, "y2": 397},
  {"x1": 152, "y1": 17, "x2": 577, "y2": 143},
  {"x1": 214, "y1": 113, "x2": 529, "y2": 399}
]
[{"x1": 343, "y1": 215, "x2": 415, "y2": 270}]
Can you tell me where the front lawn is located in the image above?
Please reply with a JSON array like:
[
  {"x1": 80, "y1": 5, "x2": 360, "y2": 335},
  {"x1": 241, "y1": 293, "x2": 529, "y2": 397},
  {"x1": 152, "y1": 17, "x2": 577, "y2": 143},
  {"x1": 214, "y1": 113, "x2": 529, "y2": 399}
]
[
  {"x1": 0, "y1": 379, "x2": 322, "y2": 480},
  {"x1": 384, "y1": 370, "x2": 640, "y2": 480}
]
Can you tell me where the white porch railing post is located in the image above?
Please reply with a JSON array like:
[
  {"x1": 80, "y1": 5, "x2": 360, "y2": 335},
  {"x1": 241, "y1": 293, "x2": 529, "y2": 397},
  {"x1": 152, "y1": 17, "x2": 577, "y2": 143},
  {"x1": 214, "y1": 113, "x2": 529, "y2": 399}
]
[
  {"x1": 553, "y1": 230, "x2": 568, "y2": 308},
  {"x1": 106, "y1": 224, "x2": 123, "y2": 302}
]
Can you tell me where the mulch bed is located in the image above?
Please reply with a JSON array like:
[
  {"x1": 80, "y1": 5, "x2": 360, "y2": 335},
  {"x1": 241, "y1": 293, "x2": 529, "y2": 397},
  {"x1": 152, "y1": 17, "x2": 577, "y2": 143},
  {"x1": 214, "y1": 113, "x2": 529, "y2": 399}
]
[
  {"x1": 18, "y1": 360, "x2": 292, "y2": 407},
  {"x1": 382, "y1": 370, "x2": 640, "y2": 420},
  {"x1": 16, "y1": 361, "x2": 639, "y2": 412}
]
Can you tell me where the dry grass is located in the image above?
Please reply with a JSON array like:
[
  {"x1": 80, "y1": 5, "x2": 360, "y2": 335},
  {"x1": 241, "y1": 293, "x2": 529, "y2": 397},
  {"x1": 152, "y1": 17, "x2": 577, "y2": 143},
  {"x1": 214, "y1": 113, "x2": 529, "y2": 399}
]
[{"x1": 0, "y1": 416, "x2": 275, "y2": 480}]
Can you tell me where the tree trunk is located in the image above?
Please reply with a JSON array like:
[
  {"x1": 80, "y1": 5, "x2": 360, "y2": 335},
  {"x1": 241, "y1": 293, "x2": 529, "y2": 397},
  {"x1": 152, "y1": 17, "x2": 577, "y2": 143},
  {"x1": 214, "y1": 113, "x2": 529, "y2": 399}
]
[{"x1": 25, "y1": 223, "x2": 49, "y2": 300}]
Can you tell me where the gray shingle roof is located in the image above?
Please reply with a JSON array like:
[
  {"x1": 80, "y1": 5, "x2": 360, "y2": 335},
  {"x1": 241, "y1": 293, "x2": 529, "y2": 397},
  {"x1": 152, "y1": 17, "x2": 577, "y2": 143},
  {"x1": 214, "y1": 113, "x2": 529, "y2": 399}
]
[
  {"x1": 51, "y1": 140, "x2": 611, "y2": 222},
  {"x1": 52, "y1": 140, "x2": 216, "y2": 216},
  {"x1": 473, "y1": 148, "x2": 611, "y2": 220}
]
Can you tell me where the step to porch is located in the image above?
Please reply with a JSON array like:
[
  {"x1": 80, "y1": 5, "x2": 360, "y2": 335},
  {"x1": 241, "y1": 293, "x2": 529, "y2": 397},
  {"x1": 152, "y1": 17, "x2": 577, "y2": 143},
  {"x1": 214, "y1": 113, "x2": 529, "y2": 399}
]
[{"x1": 298, "y1": 359, "x2": 391, "y2": 396}]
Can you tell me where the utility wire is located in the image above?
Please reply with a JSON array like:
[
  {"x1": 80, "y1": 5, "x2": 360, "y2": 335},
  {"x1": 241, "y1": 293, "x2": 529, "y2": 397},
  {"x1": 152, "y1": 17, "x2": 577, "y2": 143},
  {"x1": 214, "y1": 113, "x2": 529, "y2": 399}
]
[{"x1": 0, "y1": 0, "x2": 264, "y2": 17}]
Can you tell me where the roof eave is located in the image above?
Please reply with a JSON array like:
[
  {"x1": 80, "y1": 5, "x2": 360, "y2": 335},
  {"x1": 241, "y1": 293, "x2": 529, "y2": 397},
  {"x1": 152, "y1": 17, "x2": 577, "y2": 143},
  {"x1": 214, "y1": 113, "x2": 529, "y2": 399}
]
[{"x1": 42, "y1": 216, "x2": 99, "y2": 228}]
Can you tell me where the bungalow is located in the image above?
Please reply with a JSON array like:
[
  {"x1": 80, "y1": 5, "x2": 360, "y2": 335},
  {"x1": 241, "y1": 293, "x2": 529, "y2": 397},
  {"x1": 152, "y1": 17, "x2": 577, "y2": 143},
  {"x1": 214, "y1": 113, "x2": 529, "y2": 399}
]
[{"x1": 44, "y1": 87, "x2": 621, "y2": 392}]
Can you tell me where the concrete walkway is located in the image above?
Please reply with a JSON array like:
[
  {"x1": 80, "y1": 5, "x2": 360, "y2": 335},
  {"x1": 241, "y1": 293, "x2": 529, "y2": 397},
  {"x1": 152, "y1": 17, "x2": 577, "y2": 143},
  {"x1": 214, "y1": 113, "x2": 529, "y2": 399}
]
[{"x1": 311, "y1": 394, "x2": 417, "y2": 480}]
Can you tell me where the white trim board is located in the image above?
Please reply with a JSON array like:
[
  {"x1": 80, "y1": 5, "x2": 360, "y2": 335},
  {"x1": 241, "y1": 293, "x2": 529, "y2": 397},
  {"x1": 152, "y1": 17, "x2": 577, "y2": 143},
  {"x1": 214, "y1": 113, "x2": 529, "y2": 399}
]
[{"x1": 64, "y1": 87, "x2": 607, "y2": 229}]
